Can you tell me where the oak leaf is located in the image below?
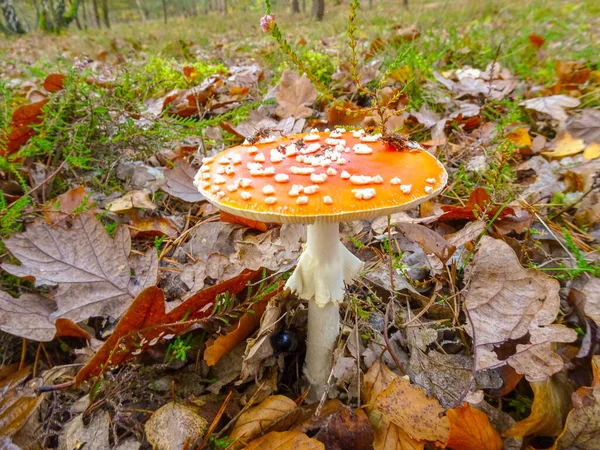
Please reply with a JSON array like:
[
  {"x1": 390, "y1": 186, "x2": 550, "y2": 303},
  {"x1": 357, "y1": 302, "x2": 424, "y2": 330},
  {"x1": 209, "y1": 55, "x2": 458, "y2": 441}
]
[
  {"x1": 441, "y1": 187, "x2": 514, "y2": 221},
  {"x1": 520, "y1": 95, "x2": 580, "y2": 121},
  {"x1": 446, "y1": 403, "x2": 503, "y2": 450},
  {"x1": 465, "y1": 236, "x2": 577, "y2": 381},
  {"x1": 275, "y1": 71, "x2": 318, "y2": 119},
  {"x1": 2, "y1": 213, "x2": 158, "y2": 323},
  {"x1": 244, "y1": 431, "x2": 324, "y2": 450}
]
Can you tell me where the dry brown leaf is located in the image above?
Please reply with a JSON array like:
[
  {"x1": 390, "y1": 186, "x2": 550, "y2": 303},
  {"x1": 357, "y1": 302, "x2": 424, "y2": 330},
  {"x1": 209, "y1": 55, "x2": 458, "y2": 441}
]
[
  {"x1": 162, "y1": 162, "x2": 205, "y2": 202},
  {"x1": 465, "y1": 236, "x2": 577, "y2": 381},
  {"x1": 0, "y1": 366, "x2": 45, "y2": 438},
  {"x1": 581, "y1": 277, "x2": 600, "y2": 327},
  {"x1": 145, "y1": 402, "x2": 208, "y2": 450},
  {"x1": 43, "y1": 185, "x2": 98, "y2": 225},
  {"x1": 553, "y1": 356, "x2": 600, "y2": 449},
  {"x1": 503, "y1": 376, "x2": 572, "y2": 439},
  {"x1": 2, "y1": 213, "x2": 158, "y2": 323},
  {"x1": 520, "y1": 95, "x2": 580, "y2": 121},
  {"x1": 244, "y1": 431, "x2": 324, "y2": 450},
  {"x1": 566, "y1": 109, "x2": 600, "y2": 145},
  {"x1": 446, "y1": 403, "x2": 503, "y2": 450},
  {"x1": 0, "y1": 291, "x2": 89, "y2": 341},
  {"x1": 374, "y1": 376, "x2": 449, "y2": 443},
  {"x1": 362, "y1": 361, "x2": 424, "y2": 450},
  {"x1": 275, "y1": 71, "x2": 318, "y2": 119},
  {"x1": 507, "y1": 128, "x2": 532, "y2": 147},
  {"x1": 396, "y1": 222, "x2": 455, "y2": 263},
  {"x1": 107, "y1": 189, "x2": 156, "y2": 212},
  {"x1": 229, "y1": 395, "x2": 298, "y2": 445},
  {"x1": 43, "y1": 74, "x2": 66, "y2": 92}
]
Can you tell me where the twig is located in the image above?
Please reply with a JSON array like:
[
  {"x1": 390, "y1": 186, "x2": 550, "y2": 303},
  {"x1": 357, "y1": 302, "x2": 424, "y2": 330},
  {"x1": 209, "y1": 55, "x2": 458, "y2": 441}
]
[
  {"x1": 383, "y1": 300, "x2": 405, "y2": 375},
  {"x1": 197, "y1": 390, "x2": 233, "y2": 450},
  {"x1": 19, "y1": 339, "x2": 27, "y2": 371}
]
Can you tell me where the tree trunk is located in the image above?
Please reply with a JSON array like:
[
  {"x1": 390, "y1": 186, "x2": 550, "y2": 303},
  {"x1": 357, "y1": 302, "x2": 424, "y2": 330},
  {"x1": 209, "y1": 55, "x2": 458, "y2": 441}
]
[
  {"x1": 135, "y1": 0, "x2": 146, "y2": 20},
  {"x1": 291, "y1": 0, "x2": 299, "y2": 13},
  {"x1": 91, "y1": 0, "x2": 100, "y2": 27},
  {"x1": 162, "y1": 0, "x2": 167, "y2": 23},
  {"x1": 0, "y1": 0, "x2": 26, "y2": 33},
  {"x1": 222, "y1": 0, "x2": 227, "y2": 15},
  {"x1": 100, "y1": 0, "x2": 109, "y2": 28},
  {"x1": 403, "y1": 0, "x2": 408, "y2": 8},
  {"x1": 80, "y1": 0, "x2": 89, "y2": 27},
  {"x1": 311, "y1": 0, "x2": 324, "y2": 21}
]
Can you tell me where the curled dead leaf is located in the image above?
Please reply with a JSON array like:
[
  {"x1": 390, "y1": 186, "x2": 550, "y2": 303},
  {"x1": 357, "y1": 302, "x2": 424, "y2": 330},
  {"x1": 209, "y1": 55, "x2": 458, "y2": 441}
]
[
  {"x1": 446, "y1": 403, "x2": 503, "y2": 450},
  {"x1": 244, "y1": 431, "x2": 324, "y2": 450}
]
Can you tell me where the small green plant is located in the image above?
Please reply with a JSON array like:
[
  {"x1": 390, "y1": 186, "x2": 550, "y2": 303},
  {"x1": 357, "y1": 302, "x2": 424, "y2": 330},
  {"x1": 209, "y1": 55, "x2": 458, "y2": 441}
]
[
  {"x1": 166, "y1": 335, "x2": 192, "y2": 363},
  {"x1": 154, "y1": 235, "x2": 166, "y2": 256}
]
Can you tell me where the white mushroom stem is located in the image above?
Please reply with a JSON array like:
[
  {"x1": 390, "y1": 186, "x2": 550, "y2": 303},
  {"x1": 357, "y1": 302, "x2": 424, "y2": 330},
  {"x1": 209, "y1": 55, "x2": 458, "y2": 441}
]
[{"x1": 285, "y1": 222, "x2": 363, "y2": 400}]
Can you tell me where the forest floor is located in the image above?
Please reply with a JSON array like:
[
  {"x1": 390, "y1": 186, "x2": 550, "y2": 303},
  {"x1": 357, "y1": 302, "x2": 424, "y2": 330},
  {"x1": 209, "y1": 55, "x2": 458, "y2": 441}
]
[{"x1": 1, "y1": 0, "x2": 600, "y2": 449}]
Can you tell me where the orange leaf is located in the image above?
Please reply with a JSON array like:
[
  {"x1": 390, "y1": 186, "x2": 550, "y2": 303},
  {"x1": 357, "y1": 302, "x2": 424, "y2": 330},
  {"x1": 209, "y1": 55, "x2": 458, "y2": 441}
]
[
  {"x1": 2, "y1": 99, "x2": 48, "y2": 156},
  {"x1": 220, "y1": 210, "x2": 270, "y2": 232},
  {"x1": 446, "y1": 403, "x2": 503, "y2": 450},
  {"x1": 183, "y1": 66, "x2": 199, "y2": 82},
  {"x1": 43, "y1": 74, "x2": 66, "y2": 93},
  {"x1": 75, "y1": 270, "x2": 260, "y2": 385},
  {"x1": 528, "y1": 34, "x2": 545, "y2": 48},
  {"x1": 54, "y1": 318, "x2": 91, "y2": 341},
  {"x1": 441, "y1": 187, "x2": 514, "y2": 221},
  {"x1": 127, "y1": 211, "x2": 179, "y2": 239},
  {"x1": 205, "y1": 294, "x2": 275, "y2": 366},
  {"x1": 507, "y1": 128, "x2": 532, "y2": 147},
  {"x1": 43, "y1": 185, "x2": 98, "y2": 225},
  {"x1": 327, "y1": 102, "x2": 368, "y2": 127}
]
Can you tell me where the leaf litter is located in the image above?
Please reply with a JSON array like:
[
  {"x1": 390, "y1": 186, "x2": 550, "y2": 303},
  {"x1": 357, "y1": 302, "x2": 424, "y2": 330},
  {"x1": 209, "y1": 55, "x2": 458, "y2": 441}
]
[{"x1": 0, "y1": 1, "x2": 599, "y2": 449}]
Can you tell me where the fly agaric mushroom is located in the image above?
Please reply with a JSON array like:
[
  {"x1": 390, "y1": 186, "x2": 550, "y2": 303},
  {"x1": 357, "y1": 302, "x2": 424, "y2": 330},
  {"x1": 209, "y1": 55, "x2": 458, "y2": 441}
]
[{"x1": 194, "y1": 129, "x2": 447, "y2": 399}]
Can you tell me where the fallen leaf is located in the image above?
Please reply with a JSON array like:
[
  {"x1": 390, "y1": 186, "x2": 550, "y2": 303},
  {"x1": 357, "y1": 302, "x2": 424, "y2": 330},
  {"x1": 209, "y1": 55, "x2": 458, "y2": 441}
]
[
  {"x1": 583, "y1": 143, "x2": 600, "y2": 160},
  {"x1": 553, "y1": 356, "x2": 600, "y2": 450},
  {"x1": 528, "y1": 34, "x2": 545, "y2": 48},
  {"x1": 507, "y1": 128, "x2": 532, "y2": 147},
  {"x1": 553, "y1": 60, "x2": 591, "y2": 93},
  {"x1": 464, "y1": 236, "x2": 577, "y2": 380},
  {"x1": 520, "y1": 95, "x2": 580, "y2": 121},
  {"x1": 244, "y1": 431, "x2": 324, "y2": 450},
  {"x1": 0, "y1": 366, "x2": 45, "y2": 437},
  {"x1": 566, "y1": 109, "x2": 600, "y2": 145},
  {"x1": 127, "y1": 211, "x2": 179, "y2": 239},
  {"x1": 59, "y1": 411, "x2": 111, "y2": 450},
  {"x1": 204, "y1": 300, "x2": 268, "y2": 366},
  {"x1": 0, "y1": 291, "x2": 89, "y2": 341},
  {"x1": 327, "y1": 102, "x2": 368, "y2": 127},
  {"x1": 374, "y1": 376, "x2": 449, "y2": 443},
  {"x1": 107, "y1": 189, "x2": 156, "y2": 212},
  {"x1": 2, "y1": 213, "x2": 158, "y2": 323},
  {"x1": 581, "y1": 277, "x2": 600, "y2": 327},
  {"x1": 396, "y1": 223, "x2": 455, "y2": 263},
  {"x1": 275, "y1": 71, "x2": 318, "y2": 119},
  {"x1": 503, "y1": 376, "x2": 572, "y2": 439},
  {"x1": 542, "y1": 132, "x2": 586, "y2": 159},
  {"x1": 74, "y1": 270, "x2": 258, "y2": 385},
  {"x1": 446, "y1": 403, "x2": 503, "y2": 450},
  {"x1": 294, "y1": 401, "x2": 374, "y2": 450},
  {"x1": 145, "y1": 402, "x2": 208, "y2": 450},
  {"x1": 162, "y1": 162, "x2": 205, "y2": 202},
  {"x1": 2, "y1": 99, "x2": 48, "y2": 156},
  {"x1": 230, "y1": 395, "x2": 298, "y2": 445},
  {"x1": 43, "y1": 185, "x2": 98, "y2": 225},
  {"x1": 43, "y1": 74, "x2": 66, "y2": 92},
  {"x1": 441, "y1": 187, "x2": 514, "y2": 221}
]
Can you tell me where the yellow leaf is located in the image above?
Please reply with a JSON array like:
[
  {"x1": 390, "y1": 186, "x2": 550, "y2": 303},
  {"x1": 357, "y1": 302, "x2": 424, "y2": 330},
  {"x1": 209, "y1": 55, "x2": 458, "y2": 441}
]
[
  {"x1": 503, "y1": 375, "x2": 572, "y2": 439},
  {"x1": 583, "y1": 142, "x2": 600, "y2": 160},
  {"x1": 507, "y1": 128, "x2": 532, "y2": 147},
  {"x1": 374, "y1": 376, "x2": 449, "y2": 443},
  {"x1": 446, "y1": 403, "x2": 503, "y2": 450},
  {"x1": 244, "y1": 431, "x2": 324, "y2": 450},
  {"x1": 542, "y1": 132, "x2": 586, "y2": 159}
]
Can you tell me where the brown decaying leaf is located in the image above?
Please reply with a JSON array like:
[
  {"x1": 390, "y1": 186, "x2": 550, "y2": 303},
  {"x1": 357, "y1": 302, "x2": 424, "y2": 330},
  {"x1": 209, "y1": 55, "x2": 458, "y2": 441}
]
[
  {"x1": 107, "y1": 189, "x2": 156, "y2": 212},
  {"x1": 128, "y1": 211, "x2": 179, "y2": 239},
  {"x1": 43, "y1": 74, "x2": 66, "y2": 93},
  {"x1": 542, "y1": 132, "x2": 586, "y2": 159},
  {"x1": 528, "y1": 34, "x2": 545, "y2": 48},
  {"x1": 396, "y1": 222, "x2": 455, "y2": 263},
  {"x1": 465, "y1": 236, "x2": 577, "y2": 381},
  {"x1": 161, "y1": 162, "x2": 205, "y2": 202},
  {"x1": 506, "y1": 127, "x2": 532, "y2": 147},
  {"x1": 0, "y1": 291, "x2": 89, "y2": 341},
  {"x1": 553, "y1": 356, "x2": 600, "y2": 450},
  {"x1": 581, "y1": 277, "x2": 600, "y2": 327},
  {"x1": 229, "y1": 395, "x2": 298, "y2": 445},
  {"x1": 0, "y1": 365, "x2": 45, "y2": 437},
  {"x1": 275, "y1": 71, "x2": 318, "y2": 119},
  {"x1": 374, "y1": 376, "x2": 449, "y2": 443},
  {"x1": 74, "y1": 270, "x2": 258, "y2": 385},
  {"x1": 144, "y1": 402, "x2": 208, "y2": 450},
  {"x1": 446, "y1": 403, "x2": 503, "y2": 450},
  {"x1": 204, "y1": 299, "x2": 268, "y2": 366},
  {"x1": 441, "y1": 187, "x2": 515, "y2": 221},
  {"x1": 43, "y1": 185, "x2": 98, "y2": 226},
  {"x1": 326, "y1": 101, "x2": 368, "y2": 127},
  {"x1": 566, "y1": 109, "x2": 600, "y2": 145},
  {"x1": 356, "y1": 362, "x2": 414, "y2": 449},
  {"x1": 520, "y1": 95, "x2": 580, "y2": 122},
  {"x1": 244, "y1": 431, "x2": 324, "y2": 450},
  {"x1": 2, "y1": 213, "x2": 158, "y2": 324},
  {"x1": 503, "y1": 375, "x2": 573, "y2": 439},
  {"x1": 552, "y1": 60, "x2": 591, "y2": 93}
]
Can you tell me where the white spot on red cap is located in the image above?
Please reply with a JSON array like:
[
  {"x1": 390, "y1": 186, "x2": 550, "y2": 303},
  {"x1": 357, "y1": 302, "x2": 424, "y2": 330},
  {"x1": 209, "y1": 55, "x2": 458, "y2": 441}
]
[
  {"x1": 290, "y1": 166, "x2": 316, "y2": 175},
  {"x1": 341, "y1": 171, "x2": 351, "y2": 179},
  {"x1": 262, "y1": 185, "x2": 275, "y2": 195},
  {"x1": 353, "y1": 144, "x2": 373, "y2": 155},
  {"x1": 296, "y1": 196, "x2": 309, "y2": 205},
  {"x1": 254, "y1": 153, "x2": 266, "y2": 162},
  {"x1": 352, "y1": 188, "x2": 376, "y2": 200},
  {"x1": 240, "y1": 191, "x2": 252, "y2": 200},
  {"x1": 288, "y1": 185, "x2": 303, "y2": 196},
  {"x1": 310, "y1": 173, "x2": 327, "y2": 184},
  {"x1": 323, "y1": 196, "x2": 333, "y2": 204},
  {"x1": 303, "y1": 134, "x2": 320, "y2": 142},
  {"x1": 400, "y1": 184, "x2": 412, "y2": 194},
  {"x1": 390, "y1": 177, "x2": 401, "y2": 185},
  {"x1": 265, "y1": 196, "x2": 277, "y2": 205},
  {"x1": 274, "y1": 173, "x2": 290, "y2": 183}
]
